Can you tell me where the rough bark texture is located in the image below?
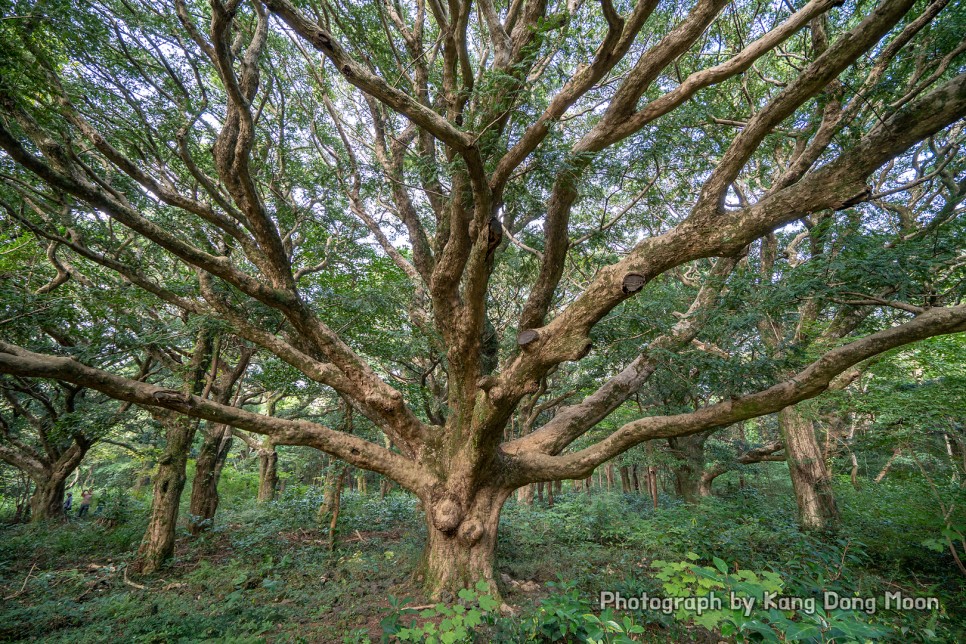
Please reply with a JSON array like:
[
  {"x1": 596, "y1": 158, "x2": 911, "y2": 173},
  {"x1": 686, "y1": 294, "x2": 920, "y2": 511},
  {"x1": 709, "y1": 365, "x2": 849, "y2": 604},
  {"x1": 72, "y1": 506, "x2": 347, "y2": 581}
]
[
  {"x1": 137, "y1": 414, "x2": 197, "y2": 573},
  {"x1": 29, "y1": 476, "x2": 67, "y2": 521},
  {"x1": 257, "y1": 445, "x2": 278, "y2": 503},
  {"x1": 188, "y1": 424, "x2": 233, "y2": 534},
  {"x1": 780, "y1": 406, "x2": 839, "y2": 530},
  {"x1": 669, "y1": 432, "x2": 710, "y2": 503},
  {"x1": 419, "y1": 487, "x2": 512, "y2": 600}
]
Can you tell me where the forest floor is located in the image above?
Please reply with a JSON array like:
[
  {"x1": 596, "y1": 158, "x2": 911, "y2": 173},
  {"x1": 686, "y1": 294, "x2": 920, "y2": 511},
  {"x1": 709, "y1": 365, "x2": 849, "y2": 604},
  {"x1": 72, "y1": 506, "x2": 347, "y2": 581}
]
[{"x1": 0, "y1": 472, "x2": 963, "y2": 642}]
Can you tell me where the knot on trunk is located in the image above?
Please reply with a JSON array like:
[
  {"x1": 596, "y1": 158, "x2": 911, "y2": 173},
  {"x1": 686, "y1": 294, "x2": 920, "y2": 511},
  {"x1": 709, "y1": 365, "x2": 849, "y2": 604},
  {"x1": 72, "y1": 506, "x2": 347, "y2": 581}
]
[
  {"x1": 432, "y1": 497, "x2": 463, "y2": 533},
  {"x1": 457, "y1": 518, "x2": 484, "y2": 546}
]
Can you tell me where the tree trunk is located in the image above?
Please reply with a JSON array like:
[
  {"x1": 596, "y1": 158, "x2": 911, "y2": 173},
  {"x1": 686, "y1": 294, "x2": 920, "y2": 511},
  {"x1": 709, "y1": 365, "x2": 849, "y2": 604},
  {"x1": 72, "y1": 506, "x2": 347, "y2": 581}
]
[
  {"x1": 648, "y1": 466, "x2": 659, "y2": 509},
  {"x1": 669, "y1": 433, "x2": 708, "y2": 504},
  {"x1": 780, "y1": 406, "x2": 839, "y2": 531},
  {"x1": 29, "y1": 475, "x2": 67, "y2": 522},
  {"x1": 28, "y1": 441, "x2": 88, "y2": 522},
  {"x1": 257, "y1": 445, "x2": 278, "y2": 502},
  {"x1": 516, "y1": 483, "x2": 534, "y2": 505},
  {"x1": 419, "y1": 487, "x2": 512, "y2": 600},
  {"x1": 619, "y1": 466, "x2": 631, "y2": 493},
  {"x1": 137, "y1": 415, "x2": 196, "y2": 574},
  {"x1": 188, "y1": 424, "x2": 232, "y2": 534},
  {"x1": 326, "y1": 466, "x2": 346, "y2": 551},
  {"x1": 875, "y1": 447, "x2": 901, "y2": 483}
]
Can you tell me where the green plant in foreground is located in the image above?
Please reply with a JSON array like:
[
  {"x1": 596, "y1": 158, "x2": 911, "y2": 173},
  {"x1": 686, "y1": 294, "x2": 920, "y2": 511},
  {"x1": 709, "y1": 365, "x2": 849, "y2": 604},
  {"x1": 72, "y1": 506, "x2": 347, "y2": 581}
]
[
  {"x1": 525, "y1": 578, "x2": 647, "y2": 643},
  {"x1": 381, "y1": 580, "x2": 499, "y2": 643},
  {"x1": 652, "y1": 554, "x2": 888, "y2": 642}
]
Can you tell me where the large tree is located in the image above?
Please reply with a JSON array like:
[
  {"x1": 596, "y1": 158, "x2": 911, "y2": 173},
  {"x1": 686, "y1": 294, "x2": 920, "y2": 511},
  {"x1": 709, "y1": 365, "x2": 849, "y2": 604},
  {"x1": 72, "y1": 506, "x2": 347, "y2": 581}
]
[{"x1": 1, "y1": 0, "x2": 964, "y2": 596}]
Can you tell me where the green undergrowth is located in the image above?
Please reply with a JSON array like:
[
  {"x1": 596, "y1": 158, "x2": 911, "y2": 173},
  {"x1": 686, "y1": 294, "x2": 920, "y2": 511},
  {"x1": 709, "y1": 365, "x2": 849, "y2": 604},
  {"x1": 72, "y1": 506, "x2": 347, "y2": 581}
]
[{"x1": 0, "y1": 472, "x2": 963, "y2": 642}]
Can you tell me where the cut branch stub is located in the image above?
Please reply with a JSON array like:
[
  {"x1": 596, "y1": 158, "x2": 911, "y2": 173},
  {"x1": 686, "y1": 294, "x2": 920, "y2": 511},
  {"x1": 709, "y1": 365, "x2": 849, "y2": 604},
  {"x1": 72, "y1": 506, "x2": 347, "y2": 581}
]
[
  {"x1": 517, "y1": 329, "x2": 539, "y2": 348},
  {"x1": 622, "y1": 273, "x2": 647, "y2": 294}
]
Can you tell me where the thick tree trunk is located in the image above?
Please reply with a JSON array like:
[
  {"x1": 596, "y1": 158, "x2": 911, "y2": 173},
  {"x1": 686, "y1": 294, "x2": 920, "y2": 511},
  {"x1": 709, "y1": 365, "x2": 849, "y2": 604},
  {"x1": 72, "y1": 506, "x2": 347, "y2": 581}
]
[
  {"x1": 780, "y1": 406, "x2": 839, "y2": 531},
  {"x1": 29, "y1": 476, "x2": 66, "y2": 522},
  {"x1": 516, "y1": 483, "x2": 534, "y2": 505},
  {"x1": 137, "y1": 415, "x2": 196, "y2": 574},
  {"x1": 188, "y1": 424, "x2": 232, "y2": 534},
  {"x1": 419, "y1": 487, "x2": 512, "y2": 600},
  {"x1": 669, "y1": 433, "x2": 708, "y2": 504},
  {"x1": 28, "y1": 442, "x2": 88, "y2": 522},
  {"x1": 257, "y1": 445, "x2": 278, "y2": 502},
  {"x1": 619, "y1": 466, "x2": 631, "y2": 493}
]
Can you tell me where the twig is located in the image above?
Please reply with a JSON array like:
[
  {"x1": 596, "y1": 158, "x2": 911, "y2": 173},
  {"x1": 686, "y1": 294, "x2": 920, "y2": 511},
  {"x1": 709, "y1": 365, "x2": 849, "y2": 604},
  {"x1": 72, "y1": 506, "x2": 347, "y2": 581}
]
[{"x1": 4, "y1": 562, "x2": 37, "y2": 599}]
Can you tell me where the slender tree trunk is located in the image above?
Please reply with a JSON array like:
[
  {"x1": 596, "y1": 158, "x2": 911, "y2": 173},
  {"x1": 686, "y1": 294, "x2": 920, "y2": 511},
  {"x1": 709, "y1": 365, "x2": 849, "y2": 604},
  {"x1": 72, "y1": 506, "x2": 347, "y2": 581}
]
[
  {"x1": 419, "y1": 487, "x2": 512, "y2": 601},
  {"x1": 875, "y1": 447, "x2": 901, "y2": 483},
  {"x1": 516, "y1": 483, "x2": 534, "y2": 505},
  {"x1": 188, "y1": 424, "x2": 232, "y2": 534},
  {"x1": 257, "y1": 444, "x2": 278, "y2": 502},
  {"x1": 326, "y1": 466, "x2": 346, "y2": 551},
  {"x1": 780, "y1": 406, "x2": 839, "y2": 531},
  {"x1": 605, "y1": 464, "x2": 614, "y2": 491},
  {"x1": 137, "y1": 414, "x2": 196, "y2": 573},
  {"x1": 648, "y1": 466, "x2": 659, "y2": 509}
]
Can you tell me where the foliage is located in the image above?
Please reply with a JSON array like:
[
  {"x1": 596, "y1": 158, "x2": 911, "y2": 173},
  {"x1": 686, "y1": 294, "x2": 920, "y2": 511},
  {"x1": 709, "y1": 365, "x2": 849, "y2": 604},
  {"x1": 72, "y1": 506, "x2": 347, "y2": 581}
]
[{"x1": 381, "y1": 580, "x2": 499, "y2": 644}]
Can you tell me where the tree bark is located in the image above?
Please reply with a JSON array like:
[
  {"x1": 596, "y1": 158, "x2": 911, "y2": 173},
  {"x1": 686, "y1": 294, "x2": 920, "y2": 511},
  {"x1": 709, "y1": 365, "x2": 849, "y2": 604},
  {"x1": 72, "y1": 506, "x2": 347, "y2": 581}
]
[
  {"x1": 419, "y1": 487, "x2": 512, "y2": 600},
  {"x1": 137, "y1": 414, "x2": 196, "y2": 573},
  {"x1": 648, "y1": 466, "x2": 659, "y2": 509},
  {"x1": 29, "y1": 476, "x2": 67, "y2": 521},
  {"x1": 669, "y1": 432, "x2": 709, "y2": 504},
  {"x1": 257, "y1": 444, "x2": 278, "y2": 502},
  {"x1": 619, "y1": 466, "x2": 631, "y2": 493},
  {"x1": 188, "y1": 424, "x2": 233, "y2": 534},
  {"x1": 26, "y1": 440, "x2": 89, "y2": 522},
  {"x1": 875, "y1": 447, "x2": 901, "y2": 483},
  {"x1": 780, "y1": 406, "x2": 839, "y2": 530},
  {"x1": 516, "y1": 483, "x2": 534, "y2": 505}
]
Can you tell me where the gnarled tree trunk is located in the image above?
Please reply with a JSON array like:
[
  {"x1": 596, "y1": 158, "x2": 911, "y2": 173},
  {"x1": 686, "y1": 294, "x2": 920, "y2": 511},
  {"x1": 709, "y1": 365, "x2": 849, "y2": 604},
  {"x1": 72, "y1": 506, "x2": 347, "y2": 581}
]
[
  {"x1": 137, "y1": 414, "x2": 197, "y2": 573},
  {"x1": 188, "y1": 423, "x2": 233, "y2": 534},
  {"x1": 27, "y1": 440, "x2": 89, "y2": 522},
  {"x1": 780, "y1": 406, "x2": 839, "y2": 531},
  {"x1": 419, "y1": 487, "x2": 512, "y2": 600},
  {"x1": 29, "y1": 476, "x2": 67, "y2": 521}
]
